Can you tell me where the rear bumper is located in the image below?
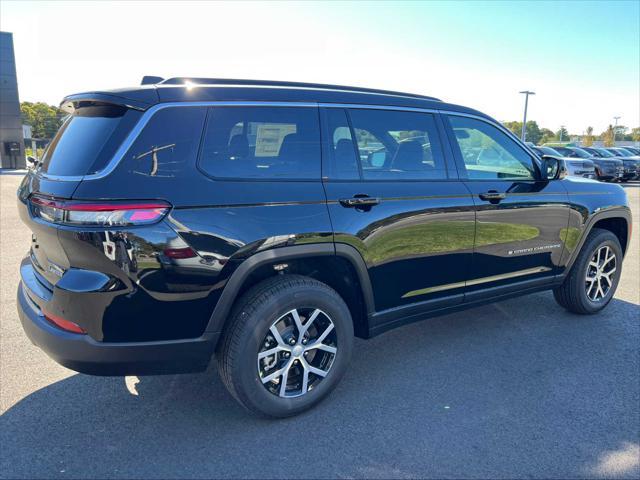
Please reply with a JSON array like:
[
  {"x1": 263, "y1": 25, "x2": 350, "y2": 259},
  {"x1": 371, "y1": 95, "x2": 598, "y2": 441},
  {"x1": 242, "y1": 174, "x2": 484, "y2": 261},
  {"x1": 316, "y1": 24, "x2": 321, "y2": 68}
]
[{"x1": 17, "y1": 281, "x2": 218, "y2": 376}]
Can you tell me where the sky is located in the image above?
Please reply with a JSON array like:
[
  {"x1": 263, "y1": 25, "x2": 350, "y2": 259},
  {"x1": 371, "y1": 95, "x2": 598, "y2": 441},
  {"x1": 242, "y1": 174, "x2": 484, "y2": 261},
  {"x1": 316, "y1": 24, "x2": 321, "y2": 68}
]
[{"x1": 1, "y1": 0, "x2": 638, "y2": 134}]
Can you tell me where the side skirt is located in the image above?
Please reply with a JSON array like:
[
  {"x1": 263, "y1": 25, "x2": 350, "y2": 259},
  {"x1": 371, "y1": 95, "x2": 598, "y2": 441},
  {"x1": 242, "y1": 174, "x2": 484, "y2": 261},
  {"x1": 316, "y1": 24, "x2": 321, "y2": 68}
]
[{"x1": 368, "y1": 276, "x2": 561, "y2": 338}]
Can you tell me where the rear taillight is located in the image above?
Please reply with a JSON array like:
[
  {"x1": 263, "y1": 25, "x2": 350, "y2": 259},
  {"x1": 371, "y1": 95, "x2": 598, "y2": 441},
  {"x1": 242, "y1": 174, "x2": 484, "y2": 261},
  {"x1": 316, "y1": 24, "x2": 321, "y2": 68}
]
[{"x1": 30, "y1": 195, "x2": 170, "y2": 227}]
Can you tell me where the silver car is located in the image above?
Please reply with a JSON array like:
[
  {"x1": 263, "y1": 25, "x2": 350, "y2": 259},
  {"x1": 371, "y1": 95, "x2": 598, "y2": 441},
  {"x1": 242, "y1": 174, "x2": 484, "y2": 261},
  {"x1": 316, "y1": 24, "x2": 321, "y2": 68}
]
[{"x1": 531, "y1": 146, "x2": 596, "y2": 179}]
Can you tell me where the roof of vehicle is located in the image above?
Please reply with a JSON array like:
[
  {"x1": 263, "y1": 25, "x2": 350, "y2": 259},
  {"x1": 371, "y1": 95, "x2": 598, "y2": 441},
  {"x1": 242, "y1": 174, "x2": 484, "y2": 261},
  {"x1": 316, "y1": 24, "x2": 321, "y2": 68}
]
[{"x1": 60, "y1": 77, "x2": 491, "y2": 120}]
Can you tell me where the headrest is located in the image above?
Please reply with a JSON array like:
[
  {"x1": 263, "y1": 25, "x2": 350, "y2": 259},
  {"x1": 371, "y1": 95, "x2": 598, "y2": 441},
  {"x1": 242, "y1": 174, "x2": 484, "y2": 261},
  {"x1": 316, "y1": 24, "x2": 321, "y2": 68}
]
[
  {"x1": 228, "y1": 134, "x2": 249, "y2": 159},
  {"x1": 392, "y1": 140, "x2": 424, "y2": 171}
]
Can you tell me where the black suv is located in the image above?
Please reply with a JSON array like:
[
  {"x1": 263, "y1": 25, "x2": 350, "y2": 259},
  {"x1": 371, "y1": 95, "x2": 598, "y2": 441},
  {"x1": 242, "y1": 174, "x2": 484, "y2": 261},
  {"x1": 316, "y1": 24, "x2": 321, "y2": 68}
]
[{"x1": 17, "y1": 78, "x2": 631, "y2": 417}]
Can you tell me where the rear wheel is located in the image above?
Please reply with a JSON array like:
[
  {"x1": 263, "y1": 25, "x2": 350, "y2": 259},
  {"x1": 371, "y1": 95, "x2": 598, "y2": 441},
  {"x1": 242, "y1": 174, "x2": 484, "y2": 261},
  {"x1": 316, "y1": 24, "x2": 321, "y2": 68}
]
[
  {"x1": 216, "y1": 275, "x2": 353, "y2": 417},
  {"x1": 553, "y1": 228, "x2": 623, "y2": 314}
]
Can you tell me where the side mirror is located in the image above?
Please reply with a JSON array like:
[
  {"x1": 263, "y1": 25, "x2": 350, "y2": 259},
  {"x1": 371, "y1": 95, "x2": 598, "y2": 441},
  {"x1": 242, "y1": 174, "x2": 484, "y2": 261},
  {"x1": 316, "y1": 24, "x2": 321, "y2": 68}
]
[
  {"x1": 540, "y1": 155, "x2": 566, "y2": 180},
  {"x1": 26, "y1": 156, "x2": 37, "y2": 169}
]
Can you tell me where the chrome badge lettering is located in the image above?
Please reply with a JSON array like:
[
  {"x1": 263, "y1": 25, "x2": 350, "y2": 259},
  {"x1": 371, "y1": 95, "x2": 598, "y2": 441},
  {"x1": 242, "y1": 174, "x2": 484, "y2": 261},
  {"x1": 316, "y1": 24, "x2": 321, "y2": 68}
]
[
  {"x1": 508, "y1": 244, "x2": 561, "y2": 256},
  {"x1": 47, "y1": 262, "x2": 65, "y2": 278}
]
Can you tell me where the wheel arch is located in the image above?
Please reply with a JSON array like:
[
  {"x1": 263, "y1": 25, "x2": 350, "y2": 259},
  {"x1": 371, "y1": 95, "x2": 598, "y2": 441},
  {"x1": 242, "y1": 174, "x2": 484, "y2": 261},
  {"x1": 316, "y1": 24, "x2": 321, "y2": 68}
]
[
  {"x1": 562, "y1": 207, "x2": 632, "y2": 278},
  {"x1": 206, "y1": 243, "x2": 376, "y2": 343}
]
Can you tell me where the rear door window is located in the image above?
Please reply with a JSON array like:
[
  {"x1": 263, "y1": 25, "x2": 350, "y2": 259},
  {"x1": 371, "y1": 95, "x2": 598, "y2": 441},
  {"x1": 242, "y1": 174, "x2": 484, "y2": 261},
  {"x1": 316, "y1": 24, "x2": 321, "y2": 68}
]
[
  {"x1": 199, "y1": 107, "x2": 321, "y2": 180},
  {"x1": 40, "y1": 104, "x2": 141, "y2": 176},
  {"x1": 347, "y1": 109, "x2": 447, "y2": 180}
]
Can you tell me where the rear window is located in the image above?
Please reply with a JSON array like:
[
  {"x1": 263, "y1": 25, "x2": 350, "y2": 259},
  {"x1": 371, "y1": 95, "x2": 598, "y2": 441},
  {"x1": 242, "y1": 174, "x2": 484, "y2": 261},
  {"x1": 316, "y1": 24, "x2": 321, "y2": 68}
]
[
  {"x1": 40, "y1": 104, "x2": 141, "y2": 176},
  {"x1": 199, "y1": 107, "x2": 321, "y2": 180}
]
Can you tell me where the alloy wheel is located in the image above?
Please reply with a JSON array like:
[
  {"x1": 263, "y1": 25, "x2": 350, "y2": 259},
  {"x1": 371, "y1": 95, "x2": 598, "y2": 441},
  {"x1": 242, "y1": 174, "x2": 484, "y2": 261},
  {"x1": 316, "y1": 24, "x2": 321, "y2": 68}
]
[
  {"x1": 257, "y1": 308, "x2": 337, "y2": 398},
  {"x1": 585, "y1": 245, "x2": 617, "y2": 302}
]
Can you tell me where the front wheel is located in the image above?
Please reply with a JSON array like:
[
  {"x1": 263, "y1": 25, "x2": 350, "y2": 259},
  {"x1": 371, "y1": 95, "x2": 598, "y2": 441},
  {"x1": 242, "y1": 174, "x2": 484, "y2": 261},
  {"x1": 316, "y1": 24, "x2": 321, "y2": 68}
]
[
  {"x1": 216, "y1": 275, "x2": 353, "y2": 417},
  {"x1": 553, "y1": 228, "x2": 623, "y2": 314}
]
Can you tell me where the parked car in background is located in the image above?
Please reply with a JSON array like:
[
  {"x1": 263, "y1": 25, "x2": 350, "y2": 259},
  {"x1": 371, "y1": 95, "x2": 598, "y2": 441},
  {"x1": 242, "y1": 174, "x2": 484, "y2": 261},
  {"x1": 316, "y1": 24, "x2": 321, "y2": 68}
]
[
  {"x1": 622, "y1": 146, "x2": 640, "y2": 155},
  {"x1": 531, "y1": 146, "x2": 596, "y2": 179},
  {"x1": 556, "y1": 146, "x2": 624, "y2": 182},
  {"x1": 604, "y1": 148, "x2": 640, "y2": 181},
  {"x1": 581, "y1": 147, "x2": 626, "y2": 181}
]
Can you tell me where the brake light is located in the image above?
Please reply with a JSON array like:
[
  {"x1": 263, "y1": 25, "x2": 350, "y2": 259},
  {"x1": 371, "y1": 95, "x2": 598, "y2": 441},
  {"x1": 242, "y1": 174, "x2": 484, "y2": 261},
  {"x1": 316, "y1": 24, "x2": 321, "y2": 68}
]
[
  {"x1": 43, "y1": 310, "x2": 86, "y2": 334},
  {"x1": 30, "y1": 195, "x2": 170, "y2": 227}
]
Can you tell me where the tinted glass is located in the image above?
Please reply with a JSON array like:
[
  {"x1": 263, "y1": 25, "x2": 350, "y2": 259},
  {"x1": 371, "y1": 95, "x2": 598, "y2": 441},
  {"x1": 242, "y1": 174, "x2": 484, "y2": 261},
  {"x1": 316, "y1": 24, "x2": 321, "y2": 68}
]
[
  {"x1": 594, "y1": 148, "x2": 615, "y2": 157},
  {"x1": 348, "y1": 109, "x2": 447, "y2": 180},
  {"x1": 324, "y1": 108, "x2": 359, "y2": 180},
  {"x1": 200, "y1": 107, "x2": 321, "y2": 179},
  {"x1": 568, "y1": 147, "x2": 592, "y2": 158},
  {"x1": 540, "y1": 146, "x2": 561, "y2": 156},
  {"x1": 448, "y1": 116, "x2": 536, "y2": 180},
  {"x1": 533, "y1": 146, "x2": 561, "y2": 156},
  {"x1": 607, "y1": 149, "x2": 626, "y2": 157},
  {"x1": 614, "y1": 148, "x2": 634, "y2": 157},
  {"x1": 552, "y1": 146, "x2": 575, "y2": 156},
  {"x1": 582, "y1": 147, "x2": 601, "y2": 157},
  {"x1": 40, "y1": 105, "x2": 139, "y2": 176}
]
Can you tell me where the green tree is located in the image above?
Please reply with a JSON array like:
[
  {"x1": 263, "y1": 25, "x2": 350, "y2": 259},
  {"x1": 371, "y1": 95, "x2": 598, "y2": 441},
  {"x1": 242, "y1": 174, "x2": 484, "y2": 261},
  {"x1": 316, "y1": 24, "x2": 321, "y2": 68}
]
[
  {"x1": 583, "y1": 126, "x2": 595, "y2": 147},
  {"x1": 503, "y1": 121, "x2": 522, "y2": 137},
  {"x1": 631, "y1": 127, "x2": 640, "y2": 142},
  {"x1": 555, "y1": 126, "x2": 569, "y2": 142},
  {"x1": 524, "y1": 121, "x2": 542, "y2": 145},
  {"x1": 502, "y1": 120, "x2": 542, "y2": 144},
  {"x1": 539, "y1": 128, "x2": 555, "y2": 145},
  {"x1": 601, "y1": 125, "x2": 615, "y2": 147},
  {"x1": 20, "y1": 102, "x2": 66, "y2": 139},
  {"x1": 613, "y1": 125, "x2": 627, "y2": 141}
]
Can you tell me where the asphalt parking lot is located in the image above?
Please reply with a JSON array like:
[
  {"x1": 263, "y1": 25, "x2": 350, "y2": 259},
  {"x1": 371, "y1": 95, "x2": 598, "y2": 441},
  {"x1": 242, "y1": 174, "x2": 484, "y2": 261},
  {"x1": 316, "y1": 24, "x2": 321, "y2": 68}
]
[{"x1": 1, "y1": 172, "x2": 638, "y2": 479}]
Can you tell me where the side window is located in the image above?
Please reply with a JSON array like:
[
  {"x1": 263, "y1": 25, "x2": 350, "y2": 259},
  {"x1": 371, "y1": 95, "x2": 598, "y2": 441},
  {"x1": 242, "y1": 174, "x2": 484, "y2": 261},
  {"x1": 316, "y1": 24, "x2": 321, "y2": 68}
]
[
  {"x1": 324, "y1": 108, "x2": 359, "y2": 180},
  {"x1": 199, "y1": 107, "x2": 321, "y2": 180},
  {"x1": 348, "y1": 109, "x2": 447, "y2": 180},
  {"x1": 448, "y1": 116, "x2": 536, "y2": 180}
]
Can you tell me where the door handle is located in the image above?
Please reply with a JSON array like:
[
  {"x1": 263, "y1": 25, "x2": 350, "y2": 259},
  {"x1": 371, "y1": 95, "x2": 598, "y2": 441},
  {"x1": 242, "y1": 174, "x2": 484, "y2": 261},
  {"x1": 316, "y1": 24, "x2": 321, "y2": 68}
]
[
  {"x1": 478, "y1": 191, "x2": 507, "y2": 203},
  {"x1": 339, "y1": 196, "x2": 381, "y2": 208}
]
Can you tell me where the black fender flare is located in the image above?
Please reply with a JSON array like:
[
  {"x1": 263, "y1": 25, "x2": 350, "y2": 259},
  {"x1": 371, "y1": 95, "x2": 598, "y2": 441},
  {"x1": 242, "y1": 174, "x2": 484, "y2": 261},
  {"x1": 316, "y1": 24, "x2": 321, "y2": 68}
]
[
  {"x1": 205, "y1": 243, "x2": 375, "y2": 336},
  {"x1": 559, "y1": 206, "x2": 632, "y2": 279}
]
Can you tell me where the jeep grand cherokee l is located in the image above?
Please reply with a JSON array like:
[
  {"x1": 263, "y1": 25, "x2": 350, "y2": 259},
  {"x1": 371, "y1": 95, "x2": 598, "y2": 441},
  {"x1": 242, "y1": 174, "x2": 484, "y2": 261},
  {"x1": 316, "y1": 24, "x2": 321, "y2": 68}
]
[
  {"x1": 17, "y1": 78, "x2": 631, "y2": 417},
  {"x1": 603, "y1": 148, "x2": 640, "y2": 181},
  {"x1": 580, "y1": 147, "x2": 625, "y2": 181}
]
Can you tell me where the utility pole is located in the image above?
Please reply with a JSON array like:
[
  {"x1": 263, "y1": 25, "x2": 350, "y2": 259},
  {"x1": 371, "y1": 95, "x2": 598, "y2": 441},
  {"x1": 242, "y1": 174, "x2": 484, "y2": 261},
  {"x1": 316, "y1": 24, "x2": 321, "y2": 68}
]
[
  {"x1": 560, "y1": 125, "x2": 565, "y2": 143},
  {"x1": 613, "y1": 116, "x2": 621, "y2": 145},
  {"x1": 519, "y1": 91, "x2": 535, "y2": 142}
]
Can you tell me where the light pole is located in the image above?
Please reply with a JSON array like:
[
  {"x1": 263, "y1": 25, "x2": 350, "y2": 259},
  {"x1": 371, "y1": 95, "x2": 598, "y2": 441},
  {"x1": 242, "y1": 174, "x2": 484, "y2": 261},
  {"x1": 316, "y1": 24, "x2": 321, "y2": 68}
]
[
  {"x1": 559, "y1": 125, "x2": 565, "y2": 142},
  {"x1": 519, "y1": 90, "x2": 535, "y2": 142},
  {"x1": 613, "y1": 116, "x2": 621, "y2": 145}
]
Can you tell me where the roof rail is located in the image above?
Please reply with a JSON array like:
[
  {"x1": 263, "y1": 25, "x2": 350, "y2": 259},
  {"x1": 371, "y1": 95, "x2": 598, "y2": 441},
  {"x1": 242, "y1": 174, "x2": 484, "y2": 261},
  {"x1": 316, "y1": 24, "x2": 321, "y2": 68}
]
[
  {"x1": 141, "y1": 76, "x2": 165, "y2": 85},
  {"x1": 159, "y1": 77, "x2": 441, "y2": 102}
]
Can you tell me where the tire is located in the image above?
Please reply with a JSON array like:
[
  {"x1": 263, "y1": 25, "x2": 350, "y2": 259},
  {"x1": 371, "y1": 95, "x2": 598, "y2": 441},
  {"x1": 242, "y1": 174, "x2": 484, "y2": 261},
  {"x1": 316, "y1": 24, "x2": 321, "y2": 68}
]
[
  {"x1": 553, "y1": 228, "x2": 623, "y2": 314},
  {"x1": 216, "y1": 274, "x2": 354, "y2": 417}
]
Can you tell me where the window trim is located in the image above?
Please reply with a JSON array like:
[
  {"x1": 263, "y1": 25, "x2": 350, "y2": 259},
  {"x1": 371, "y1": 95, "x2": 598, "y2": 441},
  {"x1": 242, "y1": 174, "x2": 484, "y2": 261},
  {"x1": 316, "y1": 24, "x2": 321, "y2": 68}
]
[
  {"x1": 442, "y1": 113, "x2": 542, "y2": 182},
  {"x1": 196, "y1": 105, "x2": 324, "y2": 183}
]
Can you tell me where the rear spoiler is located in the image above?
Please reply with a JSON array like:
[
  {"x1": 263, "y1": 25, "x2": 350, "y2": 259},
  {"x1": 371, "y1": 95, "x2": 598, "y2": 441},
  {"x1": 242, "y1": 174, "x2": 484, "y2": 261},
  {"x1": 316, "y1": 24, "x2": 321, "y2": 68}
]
[{"x1": 60, "y1": 88, "x2": 160, "y2": 113}]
